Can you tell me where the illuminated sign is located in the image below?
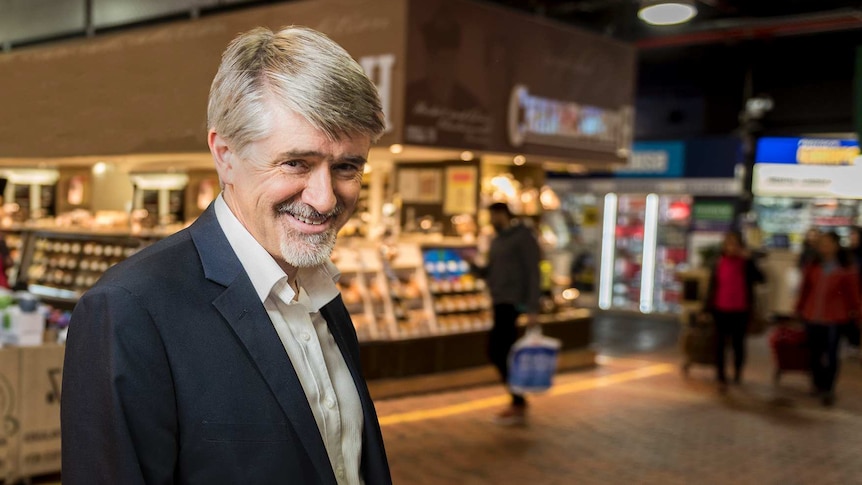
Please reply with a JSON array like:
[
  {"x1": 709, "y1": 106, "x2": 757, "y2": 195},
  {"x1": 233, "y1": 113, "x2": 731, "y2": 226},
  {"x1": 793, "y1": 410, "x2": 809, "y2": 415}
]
[
  {"x1": 614, "y1": 141, "x2": 684, "y2": 177},
  {"x1": 507, "y1": 85, "x2": 633, "y2": 156},
  {"x1": 753, "y1": 162, "x2": 862, "y2": 199},
  {"x1": 755, "y1": 137, "x2": 859, "y2": 166},
  {"x1": 797, "y1": 139, "x2": 859, "y2": 165}
]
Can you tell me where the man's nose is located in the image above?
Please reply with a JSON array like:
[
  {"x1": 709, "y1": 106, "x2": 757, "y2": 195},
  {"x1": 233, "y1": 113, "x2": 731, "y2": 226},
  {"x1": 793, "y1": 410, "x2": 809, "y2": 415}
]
[{"x1": 302, "y1": 165, "x2": 337, "y2": 214}]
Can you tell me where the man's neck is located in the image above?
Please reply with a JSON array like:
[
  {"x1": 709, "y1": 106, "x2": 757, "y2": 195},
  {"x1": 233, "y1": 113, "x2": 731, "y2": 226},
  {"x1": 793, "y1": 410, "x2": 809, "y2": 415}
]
[{"x1": 278, "y1": 261, "x2": 300, "y2": 296}]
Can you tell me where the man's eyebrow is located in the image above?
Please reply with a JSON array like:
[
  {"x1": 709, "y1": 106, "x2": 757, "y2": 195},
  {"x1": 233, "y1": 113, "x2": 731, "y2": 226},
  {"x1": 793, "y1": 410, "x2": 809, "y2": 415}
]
[
  {"x1": 274, "y1": 150, "x2": 325, "y2": 160},
  {"x1": 274, "y1": 150, "x2": 366, "y2": 165},
  {"x1": 341, "y1": 155, "x2": 367, "y2": 165}
]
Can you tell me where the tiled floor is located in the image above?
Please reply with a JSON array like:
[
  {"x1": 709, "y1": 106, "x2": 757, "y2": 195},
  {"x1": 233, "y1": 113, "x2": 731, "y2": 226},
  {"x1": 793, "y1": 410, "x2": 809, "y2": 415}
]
[
  {"x1": 29, "y1": 316, "x2": 862, "y2": 484},
  {"x1": 377, "y1": 318, "x2": 862, "y2": 485}
]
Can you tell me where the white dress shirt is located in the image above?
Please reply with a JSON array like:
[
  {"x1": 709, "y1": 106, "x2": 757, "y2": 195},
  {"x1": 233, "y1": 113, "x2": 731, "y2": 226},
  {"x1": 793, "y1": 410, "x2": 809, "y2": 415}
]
[{"x1": 215, "y1": 195, "x2": 364, "y2": 485}]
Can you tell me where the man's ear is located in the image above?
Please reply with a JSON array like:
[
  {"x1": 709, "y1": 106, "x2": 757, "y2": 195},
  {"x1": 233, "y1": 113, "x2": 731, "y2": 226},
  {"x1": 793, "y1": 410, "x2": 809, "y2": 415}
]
[{"x1": 208, "y1": 131, "x2": 236, "y2": 185}]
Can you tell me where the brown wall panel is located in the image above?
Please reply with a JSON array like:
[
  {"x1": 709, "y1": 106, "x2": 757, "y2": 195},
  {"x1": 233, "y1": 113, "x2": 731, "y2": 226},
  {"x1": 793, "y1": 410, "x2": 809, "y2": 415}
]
[{"x1": 0, "y1": 0, "x2": 406, "y2": 158}]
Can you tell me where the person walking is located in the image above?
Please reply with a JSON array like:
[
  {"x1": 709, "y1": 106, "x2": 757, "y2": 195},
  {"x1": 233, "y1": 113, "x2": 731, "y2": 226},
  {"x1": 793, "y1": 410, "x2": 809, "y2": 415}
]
[
  {"x1": 798, "y1": 227, "x2": 821, "y2": 268},
  {"x1": 471, "y1": 202, "x2": 541, "y2": 425},
  {"x1": 796, "y1": 232, "x2": 862, "y2": 406},
  {"x1": 703, "y1": 230, "x2": 765, "y2": 392}
]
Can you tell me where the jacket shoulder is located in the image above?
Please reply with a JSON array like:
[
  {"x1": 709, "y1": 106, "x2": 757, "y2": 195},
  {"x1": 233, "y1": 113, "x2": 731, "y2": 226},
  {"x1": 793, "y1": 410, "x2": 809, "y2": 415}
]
[{"x1": 94, "y1": 229, "x2": 200, "y2": 294}]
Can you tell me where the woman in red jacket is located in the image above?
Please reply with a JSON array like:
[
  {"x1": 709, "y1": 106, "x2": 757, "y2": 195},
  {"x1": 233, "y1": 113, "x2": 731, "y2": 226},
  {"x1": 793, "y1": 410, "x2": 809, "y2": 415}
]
[
  {"x1": 704, "y1": 231, "x2": 764, "y2": 392},
  {"x1": 796, "y1": 232, "x2": 861, "y2": 406}
]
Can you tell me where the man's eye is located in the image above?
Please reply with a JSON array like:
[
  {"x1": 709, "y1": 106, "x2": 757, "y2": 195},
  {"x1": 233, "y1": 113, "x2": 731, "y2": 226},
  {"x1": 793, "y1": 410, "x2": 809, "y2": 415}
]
[
  {"x1": 281, "y1": 160, "x2": 304, "y2": 168},
  {"x1": 335, "y1": 164, "x2": 362, "y2": 175}
]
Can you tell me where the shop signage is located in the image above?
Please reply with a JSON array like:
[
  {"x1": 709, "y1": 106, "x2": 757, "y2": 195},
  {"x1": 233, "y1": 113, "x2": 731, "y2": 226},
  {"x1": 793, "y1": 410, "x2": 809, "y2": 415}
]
[
  {"x1": 549, "y1": 178, "x2": 741, "y2": 196},
  {"x1": 443, "y1": 166, "x2": 477, "y2": 215},
  {"x1": 403, "y1": 0, "x2": 635, "y2": 163},
  {"x1": 755, "y1": 137, "x2": 859, "y2": 166},
  {"x1": 614, "y1": 141, "x2": 684, "y2": 178},
  {"x1": 692, "y1": 200, "x2": 736, "y2": 231},
  {"x1": 693, "y1": 201, "x2": 735, "y2": 222},
  {"x1": 752, "y1": 162, "x2": 862, "y2": 199},
  {"x1": 507, "y1": 85, "x2": 632, "y2": 155},
  {"x1": 359, "y1": 54, "x2": 396, "y2": 133}
]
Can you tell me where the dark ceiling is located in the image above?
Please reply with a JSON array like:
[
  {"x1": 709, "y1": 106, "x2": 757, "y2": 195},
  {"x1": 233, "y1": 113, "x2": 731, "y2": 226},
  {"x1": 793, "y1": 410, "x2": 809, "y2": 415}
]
[
  {"x1": 478, "y1": 0, "x2": 862, "y2": 138},
  {"x1": 481, "y1": 0, "x2": 862, "y2": 44}
]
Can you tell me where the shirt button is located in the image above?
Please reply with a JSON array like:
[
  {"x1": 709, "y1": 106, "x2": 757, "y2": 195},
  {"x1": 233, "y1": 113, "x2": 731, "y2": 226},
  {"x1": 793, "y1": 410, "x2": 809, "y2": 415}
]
[
  {"x1": 336, "y1": 465, "x2": 345, "y2": 478},
  {"x1": 325, "y1": 396, "x2": 336, "y2": 409},
  {"x1": 300, "y1": 332, "x2": 311, "y2": 342}
]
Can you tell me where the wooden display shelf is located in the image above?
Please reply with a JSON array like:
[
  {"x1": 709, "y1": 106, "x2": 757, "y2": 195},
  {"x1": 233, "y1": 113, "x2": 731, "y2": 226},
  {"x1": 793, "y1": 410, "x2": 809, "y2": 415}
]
[{"x1": 360, "y1": 311, "x2": 593, "y2": 387}]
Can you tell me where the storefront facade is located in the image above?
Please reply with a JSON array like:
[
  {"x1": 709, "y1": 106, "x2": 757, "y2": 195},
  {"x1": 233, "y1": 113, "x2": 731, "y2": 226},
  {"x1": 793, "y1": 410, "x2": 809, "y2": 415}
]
[
  {"x1": 0, "y1": 0, "x2": 636, "y2": 378},
  {"x1": 547, "y1": 137, "x2": 742, "y2": 315},
  {"x1": 753, "y1": 136, "x2": 862, "y2": 248}
]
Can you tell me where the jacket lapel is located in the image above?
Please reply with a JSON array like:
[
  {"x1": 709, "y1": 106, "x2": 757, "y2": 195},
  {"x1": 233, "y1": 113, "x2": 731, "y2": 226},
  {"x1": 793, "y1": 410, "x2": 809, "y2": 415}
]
[
  {"x1": 190, "y1": 205, "x2": 336, "y2": 485},
  {"x1": 320, "y1": 298, "x2": 392, "y2": 485}
]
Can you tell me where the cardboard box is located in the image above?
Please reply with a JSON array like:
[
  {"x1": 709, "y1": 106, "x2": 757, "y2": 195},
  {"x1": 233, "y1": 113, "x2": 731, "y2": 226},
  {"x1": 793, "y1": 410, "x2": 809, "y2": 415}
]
[
  {"x1": 16, "y1": 345, "x2": 63, "y2": 478},
  {"x1": 0, "y1": 344, "x2": 64, "y2": 480},
  {"x1": 0, "y1": 347, "x2": 21, "y2": 482},
  {"x1": 1, "y1": 309, "x2": 46, "y2": 347}
]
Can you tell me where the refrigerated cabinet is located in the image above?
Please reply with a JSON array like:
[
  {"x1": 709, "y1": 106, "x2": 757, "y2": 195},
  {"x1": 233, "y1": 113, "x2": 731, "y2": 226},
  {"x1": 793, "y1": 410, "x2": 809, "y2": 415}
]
[{"x1": 598, "y1": 193, "x2": 691, "y2": 314}]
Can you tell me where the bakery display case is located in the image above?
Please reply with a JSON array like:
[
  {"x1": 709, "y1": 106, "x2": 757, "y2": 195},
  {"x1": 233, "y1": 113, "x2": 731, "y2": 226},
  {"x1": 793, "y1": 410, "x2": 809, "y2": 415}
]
[
  {"x1": 15, "y1": 230, "x2": 155, "y2": 306},
  {"x1": 380, "y1": 244, "x2": 437, "y2": 339},
  {"x1": 8, "y1": 228, "x2": 590, "y2": 365},
  {"x1": 4, "y1": 229, "x2": 27, "y2": 288},
  {"x1": 333, "y1": 241, "x2": 437, "y2": 341},
  {"x1": 421, "y1": 245, "x2": 492, "y2": 334}
]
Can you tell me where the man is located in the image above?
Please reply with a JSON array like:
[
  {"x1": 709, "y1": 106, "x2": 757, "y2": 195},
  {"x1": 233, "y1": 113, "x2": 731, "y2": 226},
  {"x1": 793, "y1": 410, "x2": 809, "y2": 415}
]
[
  {"x1": 61, "y1": 27, "x2": 391, "y2": 485},
  {"x1": 472, "y1": 202, "x2": 541, "y2": 425}
]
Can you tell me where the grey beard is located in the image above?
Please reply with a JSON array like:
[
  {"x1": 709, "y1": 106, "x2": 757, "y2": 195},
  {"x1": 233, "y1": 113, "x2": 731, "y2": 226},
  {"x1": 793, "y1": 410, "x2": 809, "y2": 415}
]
[
  {"x1": 279, "y1": 229, "x2": 337, "y2": 268},
  {"x1": 276, "y1": 200, "x2": 344, "y2": 268}
]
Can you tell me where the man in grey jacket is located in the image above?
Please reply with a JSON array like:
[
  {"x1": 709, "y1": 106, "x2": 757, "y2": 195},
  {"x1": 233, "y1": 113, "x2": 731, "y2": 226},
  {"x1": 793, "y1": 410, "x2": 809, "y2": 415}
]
[{"x1": 472, "y1": 202, "x2": 541, "y2": 425}]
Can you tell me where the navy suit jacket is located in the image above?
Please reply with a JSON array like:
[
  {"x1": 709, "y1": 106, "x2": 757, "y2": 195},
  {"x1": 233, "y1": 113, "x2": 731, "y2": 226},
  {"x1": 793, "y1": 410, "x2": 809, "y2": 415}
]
[{"x1": 61, "y1": 205, "x2": 391, "y2": 485}]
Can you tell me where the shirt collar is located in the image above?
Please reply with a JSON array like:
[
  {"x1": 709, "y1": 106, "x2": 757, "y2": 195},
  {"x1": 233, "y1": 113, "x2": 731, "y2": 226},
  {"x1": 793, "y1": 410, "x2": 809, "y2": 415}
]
[{"x1": 214, "y1": 194, "x2": 340, "y2": 311}]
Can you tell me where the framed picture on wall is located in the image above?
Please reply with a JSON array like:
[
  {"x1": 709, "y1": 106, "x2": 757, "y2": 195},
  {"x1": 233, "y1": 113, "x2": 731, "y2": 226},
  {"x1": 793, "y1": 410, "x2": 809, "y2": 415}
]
[{"x1": 398, "y1": 168, "x2": 443, "y2": 204}]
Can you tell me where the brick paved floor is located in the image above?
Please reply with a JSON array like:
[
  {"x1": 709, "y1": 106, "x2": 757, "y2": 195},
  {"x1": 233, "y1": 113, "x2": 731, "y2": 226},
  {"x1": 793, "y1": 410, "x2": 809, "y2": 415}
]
[{"x1": 377, "y1": 330, "x2": 862, "y2": 485}]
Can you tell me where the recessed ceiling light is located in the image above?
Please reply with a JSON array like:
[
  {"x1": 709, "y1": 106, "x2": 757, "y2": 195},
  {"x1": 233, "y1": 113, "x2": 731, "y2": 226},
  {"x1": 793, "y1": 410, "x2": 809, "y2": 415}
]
[
  {"x1": 389, "y1": 144, "x2": 403, "y2": 154},
  {"x1": 638, "y1": 1, "x2": 697, "y2": 26}
]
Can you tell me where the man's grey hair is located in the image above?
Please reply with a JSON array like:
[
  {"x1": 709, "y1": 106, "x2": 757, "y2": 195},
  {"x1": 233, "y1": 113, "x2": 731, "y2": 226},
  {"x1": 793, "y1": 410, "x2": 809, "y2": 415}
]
[{"x1": 207, "y1": 26, "x2": 385, "y2": 156}]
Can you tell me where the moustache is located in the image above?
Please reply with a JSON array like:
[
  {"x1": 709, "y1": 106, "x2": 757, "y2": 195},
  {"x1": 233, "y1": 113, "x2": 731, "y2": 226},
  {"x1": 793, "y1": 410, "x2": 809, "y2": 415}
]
[{"x1": 276, "y1": 200, "x2": 344, "y2": 222}]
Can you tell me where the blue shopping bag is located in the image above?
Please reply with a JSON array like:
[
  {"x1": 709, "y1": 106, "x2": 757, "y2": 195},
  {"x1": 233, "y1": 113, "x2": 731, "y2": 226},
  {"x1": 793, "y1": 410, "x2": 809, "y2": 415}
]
[{"x1": 508, "y1": 326, "x2": 562, "y2": 394}]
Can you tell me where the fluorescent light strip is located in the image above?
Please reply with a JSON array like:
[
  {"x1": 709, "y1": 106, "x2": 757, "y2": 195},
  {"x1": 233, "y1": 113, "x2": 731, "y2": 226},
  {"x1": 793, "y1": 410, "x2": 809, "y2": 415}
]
[
  {"x1": 640, "y1": 194, "x2": 660, "y2": 314},
  {"x1": 598, "y1": 193, "x2": 618, "y2": 310}
]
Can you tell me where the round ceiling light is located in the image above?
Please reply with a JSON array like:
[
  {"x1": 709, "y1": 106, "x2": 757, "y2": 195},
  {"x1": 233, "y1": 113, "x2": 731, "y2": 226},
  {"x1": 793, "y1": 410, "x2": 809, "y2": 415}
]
[{"x1": 638, "y1": 1, "x2": 697, "y2": 26}]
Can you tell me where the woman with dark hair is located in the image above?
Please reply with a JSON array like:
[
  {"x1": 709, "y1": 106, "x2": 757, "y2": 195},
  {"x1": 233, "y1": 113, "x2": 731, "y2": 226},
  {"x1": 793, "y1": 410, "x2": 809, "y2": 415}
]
[
  {"x1": 798, "y1": 228, "x2": 821, "y2": 268},
  {"x1": 796, "y1": 232, "x2": 861, "y2": 406},
  {"x1": 704, "y1": 231, "x2": 765, "y2": 392}
]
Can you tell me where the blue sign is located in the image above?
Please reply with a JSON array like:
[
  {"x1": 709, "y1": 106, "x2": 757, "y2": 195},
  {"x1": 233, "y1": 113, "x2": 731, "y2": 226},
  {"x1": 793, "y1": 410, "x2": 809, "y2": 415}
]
[
  {"x1": 755, "y1": 137, "x2": 859, "y2": 165},
  {"x1": 614, "y1": 141, "x2": 685, "y2": 178}
]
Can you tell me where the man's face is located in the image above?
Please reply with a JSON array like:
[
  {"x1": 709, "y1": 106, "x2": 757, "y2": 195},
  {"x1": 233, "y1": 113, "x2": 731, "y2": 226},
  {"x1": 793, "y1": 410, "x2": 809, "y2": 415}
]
[{"x1": 215, "y1": 105, "x2": 370, "y2": 270}]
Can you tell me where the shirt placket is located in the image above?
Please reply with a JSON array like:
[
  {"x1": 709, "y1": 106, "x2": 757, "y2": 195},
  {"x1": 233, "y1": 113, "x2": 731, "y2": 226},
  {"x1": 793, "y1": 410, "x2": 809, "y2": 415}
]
[
  {"x1": 281, "y1": 290, "x2": 346, "y2": 482},
  {"x1": 312, "y1": 314, "x2": 348, "y2": 482}
]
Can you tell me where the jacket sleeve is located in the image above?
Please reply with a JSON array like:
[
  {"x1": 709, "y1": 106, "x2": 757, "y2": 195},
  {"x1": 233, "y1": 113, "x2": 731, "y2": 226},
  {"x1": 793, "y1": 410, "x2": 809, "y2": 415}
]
[
  {"x1": 468, "y1": 260, "x2": 488, "y2": 279},
  {"x1": 61, "y1": 285, "x2": 178, "y2": 485},
  {"x1": 748, "y1": 258, "x2": 766, "y2": 285},
  {"x1": 520, "y1": 229, "x2": 542, "y2": 314}
]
